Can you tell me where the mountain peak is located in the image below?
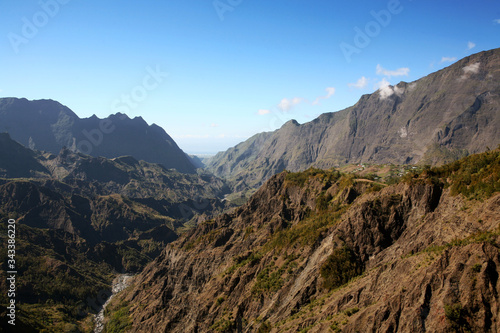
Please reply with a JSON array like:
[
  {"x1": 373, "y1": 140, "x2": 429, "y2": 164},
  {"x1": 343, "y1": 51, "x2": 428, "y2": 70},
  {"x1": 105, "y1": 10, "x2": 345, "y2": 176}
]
[
  {"x1": 207, "y1": 48, "x2": 500, "y2": 190},
  {"x1": 284, "y1": 119, "x2": 299, "y2": 127},
  {"x1": 0, "y1": 98, "x2": 197, "y2": 173}
]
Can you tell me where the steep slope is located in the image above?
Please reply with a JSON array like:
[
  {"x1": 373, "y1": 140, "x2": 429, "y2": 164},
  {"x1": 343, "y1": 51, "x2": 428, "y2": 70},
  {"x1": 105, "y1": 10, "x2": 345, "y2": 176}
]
[
  {"x1": 0, "y1": 178, "x2": 178, "y2": 332},
  {"x1": 207, "y1": 48, "x2": 500, "y2": 190},
  {"x1": 0, "y1": 135, "x2": 231, "y2": 332},
  {"x1": 0, "y1": 132, "x2": 48, "y2": 178},
  {"x1": 113, "y1": 149, "x2": 500, "y2": 332},
  {"x1": 0, "y1": 97, "x2": 196, "y2": 173}
]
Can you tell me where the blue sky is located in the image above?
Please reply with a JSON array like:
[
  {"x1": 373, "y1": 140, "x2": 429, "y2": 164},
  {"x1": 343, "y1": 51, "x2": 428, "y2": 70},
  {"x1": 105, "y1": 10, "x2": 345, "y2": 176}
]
[{"x1": 0, "y1": 0, "x2": 499, "y2": 154}]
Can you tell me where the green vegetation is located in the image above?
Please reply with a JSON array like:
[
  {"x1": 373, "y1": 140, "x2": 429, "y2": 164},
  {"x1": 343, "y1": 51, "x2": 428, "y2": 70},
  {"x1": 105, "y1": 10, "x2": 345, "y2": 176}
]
[
  {"x1": 103, "y1": 300, "x2": 132, "y2": 333},
  {"x1": 183, "y1": 228, "x2": 221, "y2": 251},
  {"x1": 252, "y1": 266, "x2": 284, "y2": 295},
  {"x1": 343, "y1": 307, "x2": 360, "y2": 316},
  {"x1": 444, "y1": 303, "x2": 470, "y2": 331},
  {"x1": 285, "y1": 168, "x2": 341, "y2": 187},
  {"x1": 0, "y1": 224, "x2": 114, "y2": 331},
  {"x1": 0, "y1": 217, "x2": 167, "y2": 331},
  {"x1": 316, "y1": 192, "x2": 334, "y2": 211},
  {"x1": 224, "y1": 252, "x2": 263, "y2": 276},
  {"x1": 249, "y1": 255, "x2": 300, "y2": 297},
  {"x1": 257, "y1": 320, "x2": 272, "y2": 333},
  {"x1": 266, "y1": 205, "x2": 347, "y2": 251},
  {"x1": 404, "y1": 228, "x2": 500, "y2": 263},
  {"x1": 405, "y1": 148, "x2": 500, "y2": 200},
  {"x1": 210, "y1": 318, "x2": 235, "y2": 332},
  {"x1": 320, "y1": 247, "x2": 363, "y2": 290},
  {"x1": 114, "y1": 244, "x2": 152, "y2": 272},
  {"x1": 366, "y1": 183, "x2": 384, "y2": 193},
  {"x1": 471, "y1": 263, "x2": 482, "y2": 273},
  {"x1": 330, "y1": 321, "x2": 341, "y2": 332}
]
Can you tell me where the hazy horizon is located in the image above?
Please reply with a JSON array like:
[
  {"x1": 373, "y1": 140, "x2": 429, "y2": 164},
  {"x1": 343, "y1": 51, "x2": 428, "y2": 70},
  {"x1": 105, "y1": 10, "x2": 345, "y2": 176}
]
[{"x1": 1, "y1": 0, "x2": 499, "y2": 153}]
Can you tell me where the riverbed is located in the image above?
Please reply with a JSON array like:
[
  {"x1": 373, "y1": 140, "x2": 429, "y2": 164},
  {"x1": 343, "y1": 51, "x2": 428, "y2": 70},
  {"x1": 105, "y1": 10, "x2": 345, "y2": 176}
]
[{"x1": 94, "y1": 274, "x2": 134, "y2": 333}]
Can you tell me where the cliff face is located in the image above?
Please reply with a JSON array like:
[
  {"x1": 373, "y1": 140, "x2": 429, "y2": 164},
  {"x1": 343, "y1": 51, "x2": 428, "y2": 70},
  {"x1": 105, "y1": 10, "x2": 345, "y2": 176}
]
[
  {"x1": 207, "y1": 48, "x2": 500, "y2": 190},
  {"x1": 116, "y1": 150, "x2": 500, "y2": 332},
  {"x1": 0, "y1": 98, "x2": 197, "y2": 173}
]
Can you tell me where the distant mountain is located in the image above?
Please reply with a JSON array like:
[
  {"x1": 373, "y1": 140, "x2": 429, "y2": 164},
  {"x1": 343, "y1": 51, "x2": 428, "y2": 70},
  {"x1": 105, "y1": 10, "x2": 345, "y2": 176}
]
[
  {"x1": 0, "y1": 98, "x2": 196, "y2": 173},
  {"x1": 207, "y1": 48, "x2": 500, "y2": 190},
  {"x1": 0, "y1": 132, "x2": 230, "y2": 213}
]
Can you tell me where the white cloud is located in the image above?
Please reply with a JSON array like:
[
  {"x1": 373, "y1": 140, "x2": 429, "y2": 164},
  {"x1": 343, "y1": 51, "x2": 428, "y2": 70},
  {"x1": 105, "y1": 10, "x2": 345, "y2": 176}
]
[
  {"x1": 257, "y1": 109, "x2": 271, "y2": 115},
  {"x1": 348, "y1": 76, "x2": 368, "y2": 89},
  {"x1": 407, "y1": 82, "x2": 418, "y2": 92},
  {"x1": 376, "y1": 64, "x2": 410, "y2": 77},
  {"x1": 375, "y1": 78, "x2": 390, "y2": 89},
  {"x1": 467, "y1": 41, "x2": 476, "y2": 50},
  {"x1": 210, "y1": 123, "x2": 219, "y2": 127},
  {"x1": 463, "y1": 62, "x2": 480, "y2": 74},
  {"x1": 375, "y1": 78, "x2": 405, "y2": 100},
  {"x1": 375, "y1": 78, "x2": 394, "y2": 99},
  {"x1": 459, "y1": 62, "x2": 481, "y2": 81},
  {"x1": 312, "y1": 87, "x2": 336, "y2": 105},
  {"x1": 278, "y1": 97, "x2": 303, "y2": 112},
  {"x1": 393, "y1": 85, "x2": 404, "y2": 96},
  {"x1": 494, "y1": 19, "x2": 500, "y2": 24},
  {"x1": 441, "y1": 56, "x2": 457, "y2": 63}
]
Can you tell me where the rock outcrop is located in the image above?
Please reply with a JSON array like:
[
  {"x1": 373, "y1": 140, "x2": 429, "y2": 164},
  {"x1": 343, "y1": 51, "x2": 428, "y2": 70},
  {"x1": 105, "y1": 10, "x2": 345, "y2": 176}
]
[{"x1": 115, "y1": 150, "x2": 500, "y2": 332}]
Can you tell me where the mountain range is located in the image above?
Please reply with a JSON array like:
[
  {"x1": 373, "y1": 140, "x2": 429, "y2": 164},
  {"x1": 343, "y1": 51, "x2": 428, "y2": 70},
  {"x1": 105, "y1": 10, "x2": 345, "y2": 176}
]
[
  {"x1": 0, "y1": 98, "x2": 197, "y2": 174},
  {"x1": 207, "y1": 48, "x2": 500, "y2": 192},
  {"x1": 0, "y1": 48, "x2": 499, "y2": 332}
]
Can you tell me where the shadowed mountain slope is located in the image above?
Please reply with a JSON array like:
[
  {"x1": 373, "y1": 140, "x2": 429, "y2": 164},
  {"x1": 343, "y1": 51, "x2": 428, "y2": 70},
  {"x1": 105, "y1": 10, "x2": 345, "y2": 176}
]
[{"x1": 0, "y1": 98, "x2": 196, "y2": 173}]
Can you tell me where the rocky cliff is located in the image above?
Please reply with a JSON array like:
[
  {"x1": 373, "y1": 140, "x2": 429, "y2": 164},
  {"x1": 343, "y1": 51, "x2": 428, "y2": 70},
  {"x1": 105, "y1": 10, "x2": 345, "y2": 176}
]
[
  {"x1": 207, "y1": 48, "x2": 500, "y2": 191},
  {"x1": 113, "y1": 149, "x2": 500, "y2": 332}
]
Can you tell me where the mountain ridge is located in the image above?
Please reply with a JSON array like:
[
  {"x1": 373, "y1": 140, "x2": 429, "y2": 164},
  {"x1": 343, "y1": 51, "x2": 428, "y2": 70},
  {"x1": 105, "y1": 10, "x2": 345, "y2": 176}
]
[
  {"x1": 0, "y1": 97, "x2": 197, "y2": 173},
  {"x1": 207, "y1": 48, "x2": 500, "y2": 192}
]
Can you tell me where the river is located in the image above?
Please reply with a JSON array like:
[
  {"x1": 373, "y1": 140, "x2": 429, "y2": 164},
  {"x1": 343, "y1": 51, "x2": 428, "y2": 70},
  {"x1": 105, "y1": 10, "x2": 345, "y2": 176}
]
[{"x1": 94, "y1": 274, "x2": 134, "y2": 333}]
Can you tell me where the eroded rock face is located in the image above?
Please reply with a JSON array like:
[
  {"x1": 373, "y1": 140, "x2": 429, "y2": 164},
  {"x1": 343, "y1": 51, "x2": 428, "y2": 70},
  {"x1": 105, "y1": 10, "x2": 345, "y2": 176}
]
[
  {"x1": 344, "y1": 243, "x2": 500, "y2": 333},
  {"x1": 117, "y1": 166, "x2": 500, "y2": 333},
  {"x1": 207, "y1": 49, "x2": 500, "y2": 190}
]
